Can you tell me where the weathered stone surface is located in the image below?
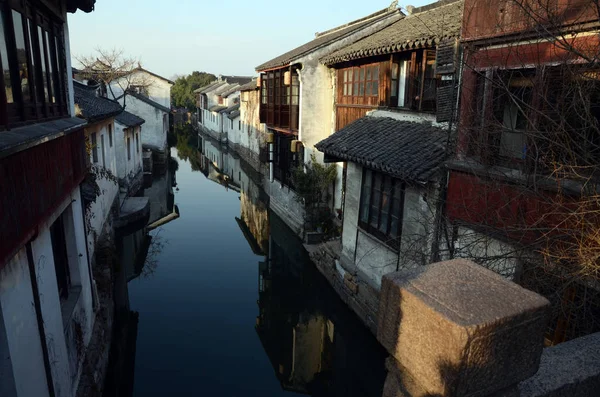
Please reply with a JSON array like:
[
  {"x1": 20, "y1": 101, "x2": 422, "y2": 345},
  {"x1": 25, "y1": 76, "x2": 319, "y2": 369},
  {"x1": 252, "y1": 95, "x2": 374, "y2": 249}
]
[
  {"x1": 377, "y1": 259, "x2": 550, "y2": 396},
  {"x1": 518, "y1": 331, "x2": 600, "y2": 397}
]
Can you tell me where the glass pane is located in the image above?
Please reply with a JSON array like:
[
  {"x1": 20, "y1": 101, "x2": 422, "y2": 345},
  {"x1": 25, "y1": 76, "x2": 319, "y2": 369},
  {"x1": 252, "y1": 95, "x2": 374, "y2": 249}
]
[
  {"x1": 0, "y1": 12, "x2": 13, "y2": 103},
  {"x1": 372, "y1": 80, "x2": 379, "y2": 96},
  {"x1": 390, "y1": 215, "x2": 399, "y2": 239},
  {"x1": 391, "y1": 80, "x2": 398, "y2": 97},
  {"x1": 27, "y1": 19, "x2": 39, "y2": 102},
  {"x1": 366, "y1": 82, "x2": 372, "y2": 96},
  {"x1": 12, "y1": 11, "x2": 30, "y2": 102},
  {"x1": 360, "y1": 170, "x2": 372, "y2": 223},
  {"x1": 354, "y1": 82, "x2": 359, "y2": 96},
  {"x1": 366, "y1": 67, "x2": 371, "y2": 81},
  {"x1": 379, "y1": 177, "x2": 392, "y2": 234},
  {"x1": 353, "y1": 68, "x2": 359, "y2": 82},
  {"x1": 360, "y1": 67, "x2": 365, "y2": 82},
  {"x1": 392, "y1": 63, "x2": 399, "y2": 79},
  {"x1": 359, "y1": 81, "x2": 364, "y2": 96},
  {"x1": 38, "y1": 27, "x2": 48, "y2": 103},
  {"x1": 343, "y1": 70, "x2": 348, "y2": 83},
  {"x1": 370, "y1": 173, "x2": 381, "y2": 228},
  {"x1": 343, "y1": 82, "x2": 347, "y2": 96},
  {"x1": 45, "y1": 31, "x2": 55, "y2": 103},
  {"x1": 373, "y1": 65, "x2": 380, "y2": 81},
  {"x1": 347, "y1": 82, "x2": 352, "y2": 96}
]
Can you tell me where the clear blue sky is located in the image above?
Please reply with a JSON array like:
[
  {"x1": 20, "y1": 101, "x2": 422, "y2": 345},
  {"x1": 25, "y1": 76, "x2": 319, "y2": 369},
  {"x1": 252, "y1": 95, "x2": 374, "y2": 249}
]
[{"x1": 68, "y1": 0, "x2": 430, "y2": 79}]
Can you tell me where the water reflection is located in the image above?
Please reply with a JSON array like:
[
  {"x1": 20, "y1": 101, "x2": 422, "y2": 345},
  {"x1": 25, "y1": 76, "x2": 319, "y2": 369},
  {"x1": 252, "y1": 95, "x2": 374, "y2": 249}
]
[
  {"x1": 105, "y1": 158, "x2": 178, "y2": 397},
  {"x1": 107, "y1": 132, "x2": 387, "y2": 396},
  {"x1": 196, "y1": 131, "x2": 388, "y2": 396}
]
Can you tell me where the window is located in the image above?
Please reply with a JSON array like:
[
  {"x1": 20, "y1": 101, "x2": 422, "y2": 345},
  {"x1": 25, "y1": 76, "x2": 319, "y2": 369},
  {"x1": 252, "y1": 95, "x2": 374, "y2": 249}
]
[
  {"x1": 0, "y1": 3, "x2": 68, "y2": 128},
  {"x1": 127, "y1": 136, "x2": 131, "y2": 161},
  {"x1": 359, "y1": 168, "x2": 405, "y2": 248},
  {"x1": 238, "y1": 120, "x2": 241, "y2": 130},
  {"x1": 50, "y1": 214, "x2": 70, "y2": 300},
  {"x1": 91, "y1": 132, "x2": 98, "y2": 163},
  {"x1": 340, "y1": 63, "x2": 380, "y2": 100},
  {"x1": 101, "y1": 134, "x2": 105, "y2": 167},
  {"x1": 108, "y1": 124, "x2": 113, "y2": 147},
  {"x1": 272, "y1": 131, "x2": 301, "y2": 187},
  {"x1": 130, "y1": 85, "x2": 148, "y2": 96},
  {"x1": 136, "y1": 131, "x2": 139, "y2": 153}
]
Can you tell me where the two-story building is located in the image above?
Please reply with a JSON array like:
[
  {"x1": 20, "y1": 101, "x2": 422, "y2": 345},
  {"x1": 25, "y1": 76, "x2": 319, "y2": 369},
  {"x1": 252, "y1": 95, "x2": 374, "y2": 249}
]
[
  {"x1": 73, "y1": 81, "x2": 122, "y2": 261},
  {"x1": 112, "y1": 68, "x2": 173, "y2": 170},
  {"x1": 446, "y1": 0, "x2": 600, "y2": 345},
  {"x1": 256, "y1": 4, "x2": 403, "y2": 236},
  {"x1": 0, "y1": 1, "x2": 105, "y2": 396},
  {"x1": 115, "y1": 110, "x2": 145, "y2": 195},
  {"x1": 316, "y1": 0, "x2": 463, "y2": 288},
  {"x1": 195, "y1": 75, "x2": 252, "y2": 143}
]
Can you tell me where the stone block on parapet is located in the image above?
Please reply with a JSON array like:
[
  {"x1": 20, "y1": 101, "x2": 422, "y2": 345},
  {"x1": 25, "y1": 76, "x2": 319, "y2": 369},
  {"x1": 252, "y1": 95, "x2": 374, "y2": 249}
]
[
  {"x1": 518, "y1": 331, "x2": 600, "y2": 397},
  {"x1": 377, "y1": 259, "x2": 550, "y2": 397}
]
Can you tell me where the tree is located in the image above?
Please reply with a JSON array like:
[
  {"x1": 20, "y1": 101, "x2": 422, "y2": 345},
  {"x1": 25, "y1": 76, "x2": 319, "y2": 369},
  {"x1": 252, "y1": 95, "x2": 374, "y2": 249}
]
[
  {"x1": 441, "y1": 0, "x2": 600, "y2": 345},
  {"x1": 76, "y1": 47, "x2": 151, "y2": 107},
  {"x1": 171, "y1": 71, "x2": 217, "y2": 111}
]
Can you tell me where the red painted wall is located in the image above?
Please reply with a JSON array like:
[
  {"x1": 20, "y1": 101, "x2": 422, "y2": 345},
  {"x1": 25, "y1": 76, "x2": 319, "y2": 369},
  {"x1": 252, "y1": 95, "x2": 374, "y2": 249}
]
[
  {"x1": 462, "y1": 0, "x2": 597, "y2": 42},
  {"x1": 0, "y1": 129, "x2": 87, "y2": 267}
]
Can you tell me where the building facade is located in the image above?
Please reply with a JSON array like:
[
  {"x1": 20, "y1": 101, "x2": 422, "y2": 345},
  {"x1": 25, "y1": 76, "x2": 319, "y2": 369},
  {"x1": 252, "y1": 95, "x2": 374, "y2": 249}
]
[
  {"x1": 255, "y1": 4, "x2": 403, "y2": 236},
  {"x1": 195, "y1": 75, "x2": 252, "y2": 143},
  {"x1": 115, "y1": 110, "x2": 145, "y2": 195},
  {"x1": 447, "y1": 0, "x2": 600, "y2": 345},
  {"x1": 0, "y1": 1, "x2": 100, "y2": 396},
  {"x1": 316, "y1": 0, "x2": 463, "y2": 287}
]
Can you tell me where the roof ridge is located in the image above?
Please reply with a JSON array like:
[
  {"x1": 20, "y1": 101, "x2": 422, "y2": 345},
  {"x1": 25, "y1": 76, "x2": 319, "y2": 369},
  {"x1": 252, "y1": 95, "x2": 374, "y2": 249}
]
[
  {"x1": 410, "y1": 0, "x2": 462, "y2": 15},
  {"x1": 316, "y1": 5, "x2": 401, "y2": 37}
]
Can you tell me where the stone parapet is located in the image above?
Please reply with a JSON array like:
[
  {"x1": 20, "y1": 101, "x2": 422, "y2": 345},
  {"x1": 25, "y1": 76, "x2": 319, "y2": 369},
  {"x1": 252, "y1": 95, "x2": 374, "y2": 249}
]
[
  {"x1": 518, "y1": 331, "x2": 600, "y2": 397},
  {"x1": 378, "y1": 259, "x2": 550, "y2": 397}
]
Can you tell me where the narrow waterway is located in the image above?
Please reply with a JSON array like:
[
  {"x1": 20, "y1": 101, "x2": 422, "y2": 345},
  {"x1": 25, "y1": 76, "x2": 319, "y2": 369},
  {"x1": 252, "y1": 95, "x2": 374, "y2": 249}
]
[{"x1": 110, "y1": 131, "x2": 388, "y2": 396}]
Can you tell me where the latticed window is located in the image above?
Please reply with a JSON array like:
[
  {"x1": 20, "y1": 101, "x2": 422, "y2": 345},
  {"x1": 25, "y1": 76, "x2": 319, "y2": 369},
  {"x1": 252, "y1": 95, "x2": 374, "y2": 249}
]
[
  {"x1": 359, "y1": 168, "x2": 405, "y2": 249},
  {"x1": 341, "y1": 63, "x2": 379, "y2": 99},
  {"x1": 0, "y1": 1, "x2": 69, "y2": 129}
]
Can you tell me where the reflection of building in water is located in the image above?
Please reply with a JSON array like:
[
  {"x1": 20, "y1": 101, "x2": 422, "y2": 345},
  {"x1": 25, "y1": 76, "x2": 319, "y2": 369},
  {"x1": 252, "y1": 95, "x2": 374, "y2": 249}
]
[
  {"x1": 256, "y1": 212, "x2": 388, "y2": 397},
  {"x1": 105, "y1": 152, "x2": 178, "y2": 397},
  {"x1": 144, "y1": 150, "x2": 177, "y2": 224}
]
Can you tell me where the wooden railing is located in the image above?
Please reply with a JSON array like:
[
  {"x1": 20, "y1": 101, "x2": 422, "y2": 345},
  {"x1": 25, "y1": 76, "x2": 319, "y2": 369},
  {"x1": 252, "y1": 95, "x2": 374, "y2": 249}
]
[{"x1": 0, "y1": 128, "x2": 87, "y2": 267}]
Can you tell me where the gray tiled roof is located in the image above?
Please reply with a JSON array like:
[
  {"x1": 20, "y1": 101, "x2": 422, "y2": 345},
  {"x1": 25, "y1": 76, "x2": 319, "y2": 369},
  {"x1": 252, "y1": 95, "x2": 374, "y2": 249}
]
[
  {"x1": 221, "y1": 75, "x2": 254, "y2": 85},
  {"x1": 256, "y1": 8, "x2": 402, "y2": 71},
  {"x1": 115, "y1": 110, "x2": 145, "y2": 128},
  {"x1": 227, "y1": 110, "x2": 240, "y2": 120},
  {"x1": 209, "y1": 105, "x2": 227, "y2": 112},
  {"x1": 322, "y1": 0, "x2": 463, "y2": 65},
  {"x1": 74, "y1": 81, "x2": 123, "y2": 122},
  {"x1": 126, "y1": 91, "x2": 171, "y2": 113},
  {"x1": 197, "y1": 81, "x2": 226, "y2": 94},
  {"x1": 194, "y1": 80, "x2": 220, "y2": 93},
  {"x1": 315, "y1": 116, "x2": 447, "y2": 182},
  {"x1": 220, "y1": 84, "x2": 241, "y2": 98},
  {"x1": 238, "y1": 80, "x2": 258, "y2": 92}
]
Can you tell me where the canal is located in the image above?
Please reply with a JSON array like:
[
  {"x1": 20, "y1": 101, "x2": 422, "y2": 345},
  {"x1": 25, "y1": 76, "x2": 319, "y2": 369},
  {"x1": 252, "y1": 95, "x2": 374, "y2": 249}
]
[{"x1": 109, "y1": 130, "x2": 388, "y2": 396}]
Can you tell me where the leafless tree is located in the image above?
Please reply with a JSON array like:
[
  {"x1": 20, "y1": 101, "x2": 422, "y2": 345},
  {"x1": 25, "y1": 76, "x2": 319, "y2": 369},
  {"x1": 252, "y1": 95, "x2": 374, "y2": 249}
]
[{"x1": 75, "y1": 47, "x2": 152, "y2": 108}]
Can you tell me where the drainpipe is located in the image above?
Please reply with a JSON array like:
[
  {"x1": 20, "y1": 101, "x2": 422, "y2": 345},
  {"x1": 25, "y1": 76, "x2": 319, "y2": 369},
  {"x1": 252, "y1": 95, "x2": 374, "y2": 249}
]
[
  {"x1": 26, "y1": 242, "x2": 56, "y2": 397},
  {"x1": 296, "y1": 64, "x2": 304, "y2": 163},
  {"x1": 269, "y1": 139, "x2": 274, "y2": 183}
]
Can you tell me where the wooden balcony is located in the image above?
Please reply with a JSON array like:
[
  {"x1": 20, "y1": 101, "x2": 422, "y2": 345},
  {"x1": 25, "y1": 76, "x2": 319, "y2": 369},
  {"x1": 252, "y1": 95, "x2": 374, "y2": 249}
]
[{"x1": 0, "y1": 126, "x2": 87, "y2": 267}]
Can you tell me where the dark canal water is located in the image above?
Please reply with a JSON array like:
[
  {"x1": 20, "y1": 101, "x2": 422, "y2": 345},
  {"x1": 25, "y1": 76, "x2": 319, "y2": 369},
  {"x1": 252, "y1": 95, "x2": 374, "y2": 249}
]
[{"x1": 109, "y1": 131, "x2": 388, "y2": 396}]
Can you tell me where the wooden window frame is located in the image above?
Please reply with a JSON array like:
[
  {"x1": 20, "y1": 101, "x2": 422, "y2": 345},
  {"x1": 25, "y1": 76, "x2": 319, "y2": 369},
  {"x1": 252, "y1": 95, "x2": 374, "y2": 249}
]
[
  {"x1": 339, "y1": 62, "x2": 380, "y2": 101},
  {"x1": 358, "y1": 168, "x2": 405, "y2": 250},
  {"x1": 0, "y1": 1, "x2": 68, "y2": 130}
]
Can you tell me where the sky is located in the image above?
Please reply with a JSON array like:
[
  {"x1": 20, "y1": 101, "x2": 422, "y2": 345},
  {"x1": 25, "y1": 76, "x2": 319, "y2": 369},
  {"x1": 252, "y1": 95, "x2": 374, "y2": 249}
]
[{"x1": 68, "y1": 0, "x2": 431, "y2": 80}]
